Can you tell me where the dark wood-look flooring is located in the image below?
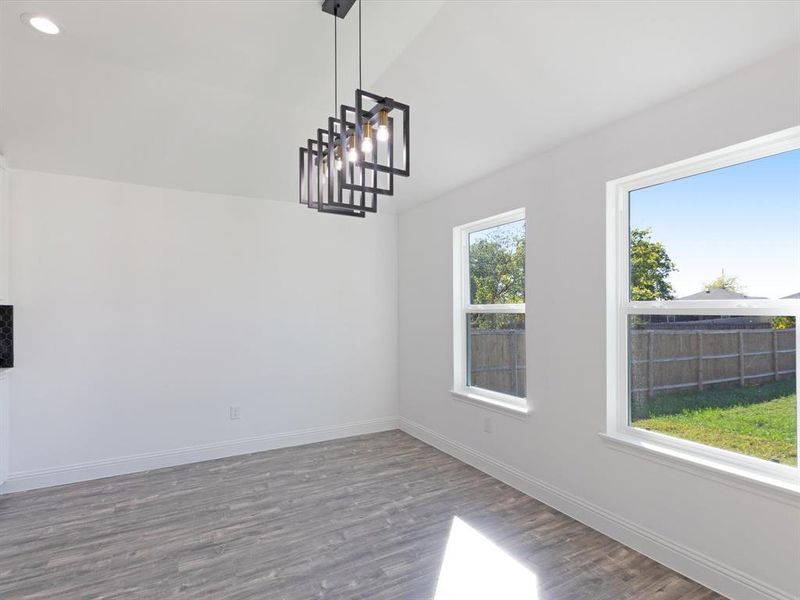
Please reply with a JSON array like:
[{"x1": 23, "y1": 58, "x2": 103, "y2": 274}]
[{"x1": 0, "y1": 430, "x2": 725, "y2": 599}]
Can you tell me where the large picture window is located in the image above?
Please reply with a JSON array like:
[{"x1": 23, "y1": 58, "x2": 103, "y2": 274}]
[
  {"x1": 453, "y1": 209, "x2": 527, "y2": 414},
  {"x1": 607, "y1": 128, "x2": 799, "y2": 492}
]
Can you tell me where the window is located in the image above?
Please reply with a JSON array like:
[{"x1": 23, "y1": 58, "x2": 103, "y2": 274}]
[
  {"x1": 607, "y1": 128, "x2": 800, "y2": 491},
  {"x1": 453, "y1": 209, "x2": 527, "y2": 414}
]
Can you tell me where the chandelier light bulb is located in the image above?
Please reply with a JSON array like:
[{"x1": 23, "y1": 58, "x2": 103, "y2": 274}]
[
  {"x1": 347, "y1": 135, "x2": 358, "y2": 162},
  {"x1": 335, "y1": 157, "x2": 343, "y2": 171},
  {"x1": 361, "y1": 122, "x2": 374, "y2": 154},
  {"x1": 376, "y1": 110, "x2": 389, "y2": 142}
]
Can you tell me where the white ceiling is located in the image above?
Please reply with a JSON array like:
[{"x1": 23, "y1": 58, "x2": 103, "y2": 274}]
[{"x1": 1, "y1": 1, "x2": 798, "y2": 211}]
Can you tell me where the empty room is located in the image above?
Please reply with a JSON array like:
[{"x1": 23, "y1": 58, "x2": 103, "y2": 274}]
[{"x1": 0, "y1": 1, "x2": 798, "y2": 599}]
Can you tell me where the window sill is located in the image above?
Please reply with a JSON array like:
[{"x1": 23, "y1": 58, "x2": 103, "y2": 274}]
[
  {"x1": 450, "y1": 389, "x2": 530, "y2": 419},
  {"x1": 599, "y1": 432, "x2": 800, "y2": 506}
]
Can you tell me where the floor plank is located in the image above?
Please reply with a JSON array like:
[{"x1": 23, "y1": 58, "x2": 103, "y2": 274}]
[{"x1": 0, "y1": 430, "x2": 726, "y2": 599}]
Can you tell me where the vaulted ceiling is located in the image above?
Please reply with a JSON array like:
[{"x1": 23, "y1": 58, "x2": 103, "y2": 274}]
[{"x1": 1, "y1": 1, "x2": 798, "y2": 210}]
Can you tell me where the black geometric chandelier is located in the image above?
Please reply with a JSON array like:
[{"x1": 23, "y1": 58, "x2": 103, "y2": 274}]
[{"x1": 299, "y1": 0, "x2": 410, "y2": 218}]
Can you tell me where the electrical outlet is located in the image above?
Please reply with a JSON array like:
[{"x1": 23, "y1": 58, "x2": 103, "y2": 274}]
[
  {"x1": 229, "y1": 406, "x2": 241, "y2": 420},
  {"x1": 483, "y1": 417, "x2": 492, "y2": 433}
]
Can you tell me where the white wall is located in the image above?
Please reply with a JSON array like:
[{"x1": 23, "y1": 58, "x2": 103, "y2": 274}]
[
  {"x1": 398, "y1": 48, "x2": 800, "y2": 600},
  {"x1": 2, "y1": 171, "x2": 398, "y2": 491}
]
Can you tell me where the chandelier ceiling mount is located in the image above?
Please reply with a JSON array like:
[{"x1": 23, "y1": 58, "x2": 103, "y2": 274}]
[{"x1": 321, "y1": 0, "x2": 356, "y2": 18}]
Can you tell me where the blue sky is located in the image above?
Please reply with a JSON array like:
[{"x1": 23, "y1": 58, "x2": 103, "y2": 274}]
[{"x1": 630, "y1": 148, "x2": 800, "y2": 299}]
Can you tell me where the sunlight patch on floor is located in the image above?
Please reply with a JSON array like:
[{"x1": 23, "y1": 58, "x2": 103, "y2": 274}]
[{"x1": 434, "y1": 517, "x2": 539, "y2": 600}]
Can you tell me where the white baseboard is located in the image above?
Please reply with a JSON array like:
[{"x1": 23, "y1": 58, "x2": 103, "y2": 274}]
[
  {"x1": 399, "y1": 417, "x2": 793, "y2": 600},
  {"x1": 0, "y1": 416, "x2": 399, "y2": 494}
]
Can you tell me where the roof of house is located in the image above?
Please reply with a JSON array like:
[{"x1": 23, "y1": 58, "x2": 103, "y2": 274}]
[{"x1": 678, "y1": 288, "x2": 765, "y2": 300}]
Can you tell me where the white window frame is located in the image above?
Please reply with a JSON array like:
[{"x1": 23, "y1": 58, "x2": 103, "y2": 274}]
[
  {"x1": 605, "y1": 127, "x2": 800, "y2": 497},
  {"x1": 452, "y1": 208, "x2": 529, "y2": 417}
]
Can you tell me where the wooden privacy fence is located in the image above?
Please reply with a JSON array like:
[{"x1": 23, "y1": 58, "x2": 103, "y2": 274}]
[
  {"x1": 630, "y1": 328, "x2": 796, "y2": 400},
  {"x1": 469, "y1": 329, "x2": 526, "y2": 398}
]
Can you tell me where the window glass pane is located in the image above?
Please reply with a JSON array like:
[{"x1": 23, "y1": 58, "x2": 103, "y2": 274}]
[
  {"x1": 628, "y1": 314, "x2": 797, "y2": 465},
  {"x1": 469, "y1": 220, "x2": 525, "y2": 305},
  {"x1": 629, "y1": 149, "x2": 800, "y2": 301},
  {"x1": 467, "y1": 313, "x2": 525, "y2": 398}
]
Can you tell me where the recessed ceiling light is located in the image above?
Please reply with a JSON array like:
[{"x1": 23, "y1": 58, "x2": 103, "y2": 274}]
[{"x1": 20, "y1": 13, "x2": 60, "y2": 35}]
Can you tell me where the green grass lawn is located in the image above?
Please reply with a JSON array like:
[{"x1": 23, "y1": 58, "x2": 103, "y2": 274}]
[{"x1": 631, "y1": 379, "x2": 797, "y2": 466}]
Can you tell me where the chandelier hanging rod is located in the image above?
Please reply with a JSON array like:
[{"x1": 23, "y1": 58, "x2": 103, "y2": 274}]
[{"x1": 334, "y1": 2, "x2": 337, "y2": 115}]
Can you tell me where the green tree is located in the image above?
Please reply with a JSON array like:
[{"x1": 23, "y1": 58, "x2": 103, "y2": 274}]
[
  {"x1": 469, "y1": 224, "x2": 525, "y2": 329},
  {"x1": 772, "y1": 316, "x2": 796, "y2": 330},
  {"x1": 703, "y1": 271, "x2": 742, "y2": 293},
  {"x1": 630, "y1": 228, "x2": 677, "y2": 301}
]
